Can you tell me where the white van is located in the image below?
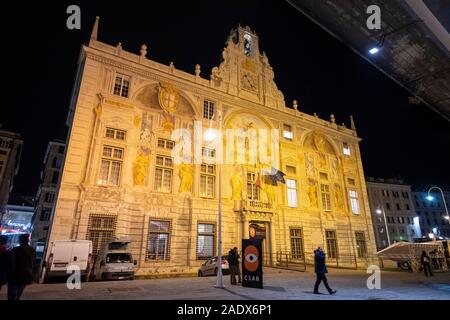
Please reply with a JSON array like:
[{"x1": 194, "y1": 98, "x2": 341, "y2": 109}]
[
  {"x1": 44, "y1": 240, "x2": 93, "y2": 281},
  {"x1": 93, "y1": 238, "x2": 137, "y2": 281}
]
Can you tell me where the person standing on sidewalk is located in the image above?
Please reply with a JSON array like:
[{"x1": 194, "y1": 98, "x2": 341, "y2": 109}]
[
  {"x1": 313, "y1": 247, "x2": 337, "y2": 295},
  {"x1": 233, "y1": 247, "x2": 242, "y2": 284},
  {"x1": 0, "y1": 235, "x2": 13, "y2": 293},
  {"x1": 8, "y1": 234, "x2": 36, "y2": 300},
  {"x1": 227, "y1": 248, "x2": 238, "y2": 285},
  {"x1": 421, "y1": 250, "x2": 433, "y2": 277}
]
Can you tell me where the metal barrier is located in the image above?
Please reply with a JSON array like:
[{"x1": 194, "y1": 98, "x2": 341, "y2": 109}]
[{"x1": 264, "y1": 251, "x2": 379, "y2": 271}]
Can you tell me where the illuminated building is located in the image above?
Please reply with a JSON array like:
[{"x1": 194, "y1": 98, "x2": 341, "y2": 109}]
[{"x1": 47, "y1": 18, "x2": 377, "y2": 275}]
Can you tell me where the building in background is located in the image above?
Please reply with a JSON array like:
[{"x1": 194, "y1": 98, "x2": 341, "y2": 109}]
[
  {"x1": 412, "y1": 187, "x2": 450, "y2": 239},
  {"x1": 366, "y1": 178, "x2": 421, "y2": 250},
  {"x1": 0, "y1": 127, "x2": 23, "y2": 225},
  {"x1": 47, "y1": 20, "x2": 378, "y2": 276},
  {"x1": 1, "y1": 204, "x2": 34, "y2": 247},
  {"x1": 31, "y1": 139, "x2": 65, "y2": 247}
]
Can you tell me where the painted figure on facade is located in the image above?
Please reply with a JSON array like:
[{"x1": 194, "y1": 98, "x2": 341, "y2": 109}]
[
  {"x1": 308, "y1": 178, "x2": 318, "y2": 208},
  {"x1": 334, "y1": 183, "x2": 344, "y2": 210},
  {"x1": 230, "y1": 166, "x2": 243, "y2": 200},
  {"x1": 133, "y1": 153, "x2": 150, "y2": 186},
  {"x1": 179, "y1": 163, "x2": 193, "y2": 193}
]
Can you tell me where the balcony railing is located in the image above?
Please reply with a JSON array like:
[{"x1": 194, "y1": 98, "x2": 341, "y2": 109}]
[{"x1": 234, "y1": 200, "x2": 273, "y2": 213}]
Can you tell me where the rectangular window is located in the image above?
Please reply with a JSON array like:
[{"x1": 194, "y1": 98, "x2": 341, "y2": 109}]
[
  {"x1": 286, "y1": 179, "x2": 298, "y2": 208},
  {"x1": 157, "y1": 138, "x2": 174, "y2": 150},
  {"x1": 0, "y1": 160, "x2": 3, "y2": 176},
  {"x1": 321, "y1": 184, "x2": 331, "y2": 211},
  {"x1": 87, "y1": 214, "x2": 117, "y2": 256},
  {"x1": 405, "y1": 204, "x2": 410, "y2": 210},
  {"x1": 290, "y1": 228, "x2": 304, "y2": 259},
  {"x1": 99, "y1": 146, "x2": 123, "y2": 186},
  {"x1": 349, "y1": 190, "x2": 359, "y2": 214},
  {"x1": 44, "y1": 192, "x2": 55, "y2": 203},
  {"x1": 51, "y1": 171, "x2": 59, "y2": 184},
  {"x1": 343, "y1": 142, "x2": 351, "y2": 156},
  {"x1": 200, "y1": 163, "x2": 215, "y2": 198},
  {"x1": 347, "y1": 178, "x2": 355, "y2": 186},
  {"x1": 39, "y1": 209, "x2": 51, "y2": 222},
  {"x1": 355, "y1": 232, "x2": 367, "y2": 258},
  {"x1": 106, "y1": 128, "x2": 126, "y2": 141},
  {"x1": 113, "y1": 73, "x2": 130, "y2": 98},
  {"x1": 154, "y1": 155, "x2": 173, "y2": 192},
  {"x1": 58, "y1": 146, "x2": 65, "y2": 154},
  {"x1": 147, "y1": 220, "x2": 171, "y2": 260},
  {"x1": 319, "y1": 172, "x2": 329, "y2": 181},
  {"x1": 283, "y1": 124, "x2": 293, "y2": 140},
  {"x1": 286, "y1": 165, "x2": 296, "y2": 175},
  {"x1": 247, "y1": 172, "x2": 260, "y2": 201},
  {"x1": 325, "y1": 230, "x2": 338, "y2": 259},
  {"x1": 386, "y1": 203, "x2": 391, "y2": 210},
  {"x1": 202, "y1": 147, "x2": 216, "y2": 159},
  {"x1": 197, "y1": 223, "x2": 215, "y2": 259},
  {"x1": 203, "y1": 100, "x2": 215, "y2": 120},
  {"x1": 396, "y1": 203, "x2": 401, "y2": 210}
]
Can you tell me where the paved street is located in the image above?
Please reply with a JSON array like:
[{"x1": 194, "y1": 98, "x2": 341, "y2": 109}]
[{"x1": 1, "y1": 267, "x2": 449, "y2": 300}]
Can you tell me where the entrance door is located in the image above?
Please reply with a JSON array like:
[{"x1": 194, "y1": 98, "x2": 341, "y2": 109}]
[{"x1": 249, "y1": 222, "x2": 268, "y2": 261}]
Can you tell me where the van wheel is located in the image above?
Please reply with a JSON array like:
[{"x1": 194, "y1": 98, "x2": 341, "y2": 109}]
[{"x1": 198, "y1": 271, "x2": 203, "y2": 277}]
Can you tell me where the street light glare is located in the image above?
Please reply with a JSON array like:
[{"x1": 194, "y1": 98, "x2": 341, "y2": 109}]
[
  {"x1": 426, "y1": 195, "x2": 434, "y2": 201},
  {"x1": 204, "y1": 129, "x2": 217, "y2": 142},
  {"x1": 369, "y1": 47, "x2": 379, "y2": 54},
  {"x1": 376, "y1": 209, "x2": 382, "y2": 214}
]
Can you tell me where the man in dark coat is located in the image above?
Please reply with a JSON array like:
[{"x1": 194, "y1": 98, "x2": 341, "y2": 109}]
[
  {"x1": 234, "y1": 247, "x2": 242, "y2": 283},
  {"x1": 227, "y1": 248, "x2": 238, "y2": 285},
  {"x1": 0, "y1": 235, "x2": 13, "y2": 292},
  {"x1": 8, "y1": 234, "x2": 36, "y2": 300},
  {"x1": 421, "y1": 250, "x2": 433, "y2": 277},
  {"x1": 313, "y1": 247, "x2": 336, "y2": 295}
]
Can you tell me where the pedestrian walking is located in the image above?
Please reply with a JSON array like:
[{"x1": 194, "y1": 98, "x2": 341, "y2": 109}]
[
  {"x1": 227, "y1": 248, "x2": 238, "y2": 285},
  {"x1": 0, "y1": 235, "x2": 13, "y2": 292},
  {"x1": 234, "y1": 247, "x2": 242, "y2": 283},
  {"x1": 421, "y1": 250, "x2": 433, "y2": 277},
  {"x1": 313, "y1": 247, "x2": 336, "y2": 295},
  {"x1": 8, "y1": 234, "x2": 36, "y2": 300}
]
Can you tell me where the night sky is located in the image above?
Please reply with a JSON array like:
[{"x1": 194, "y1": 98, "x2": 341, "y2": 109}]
[{"x1": 4, "y1": 0, "x2": 449, "y2": 198}]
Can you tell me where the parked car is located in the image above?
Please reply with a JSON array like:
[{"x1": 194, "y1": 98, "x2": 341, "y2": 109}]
[
  {"x1": 198, "y1": 256, "x2": 229, "y2": 277},
  {"x1": 92, "y1": 238, "x2": 137, "y2": 281},
  {"x1": 43, "y1": 240, "x2": 93, "y2": 282}
]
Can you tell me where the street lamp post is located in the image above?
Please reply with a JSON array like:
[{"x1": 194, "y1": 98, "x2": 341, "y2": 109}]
[
  {"x1": 427, "y1": 186, "x2": 450, "y2": 238},
  {"x1": 376, "y1": 206, "x2": 391, "y2": 246},
  {"x1": 205, "y1": 110, "x2": 224, "y2": 288},
  {"x1": 215, "y1": 111, "x2": 223, "y2": 289}
]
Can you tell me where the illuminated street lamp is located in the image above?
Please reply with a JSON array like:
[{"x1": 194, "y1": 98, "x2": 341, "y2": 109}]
[
  {"x1": 376, "y1": 206, "x2": 391, "y2": 246},
  {"x1": 427, "y1": 185, "x2": 450, "y2": 223},
  {"x1": 204, "y1": 110, "x2": 224, "y2": 289}
]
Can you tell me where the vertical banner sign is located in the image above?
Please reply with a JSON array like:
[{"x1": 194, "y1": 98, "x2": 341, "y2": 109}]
[{"x1": 242, "y1": 238, "x2": 263, "y2": 289}]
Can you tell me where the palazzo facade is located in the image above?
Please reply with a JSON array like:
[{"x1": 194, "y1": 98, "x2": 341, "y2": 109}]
[{"x1": 47, "y1": 19, "x2": 377, "y2": 276}]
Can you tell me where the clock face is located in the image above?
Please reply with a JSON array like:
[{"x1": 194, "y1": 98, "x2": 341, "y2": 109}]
[{"x1": 241, "y1": 72, "x2": 257, "y2": 92}]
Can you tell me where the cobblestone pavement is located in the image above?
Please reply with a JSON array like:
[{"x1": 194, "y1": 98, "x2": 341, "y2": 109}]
[{"x1": 1, "y1": 268, "x2": 449, "y2": 300}]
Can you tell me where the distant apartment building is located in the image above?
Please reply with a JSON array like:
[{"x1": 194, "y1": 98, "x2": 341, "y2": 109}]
[
  {"x1": 0, "y1": 128, "x2": 23, "y2": 224},
  {"x1": 366, "y1": 178, "x2": 421, "y2": 250},
  {"x1": 412, "y1": 187, "x2": 450, "y2": 239},
  {"x1": 31, "y1": 140, "x2": 65, "y2": 246}
]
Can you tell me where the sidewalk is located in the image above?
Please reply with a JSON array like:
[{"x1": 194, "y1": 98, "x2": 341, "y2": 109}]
[{"x1": 1, "y1": 268, "x2": 449, "y2": 300}]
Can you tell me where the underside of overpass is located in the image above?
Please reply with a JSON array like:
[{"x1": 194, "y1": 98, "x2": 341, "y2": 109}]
[{"x1": 287, "y1": 0, "x2": 450, "y2": 121}]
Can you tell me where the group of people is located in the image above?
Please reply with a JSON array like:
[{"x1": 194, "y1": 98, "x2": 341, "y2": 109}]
[
  {"x1": 0, "y1": 234, "x2": 36, "y2": 300},
  {"x1": 225, "y1": 245, "x2": 337, "y2": 295}
]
